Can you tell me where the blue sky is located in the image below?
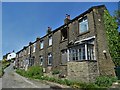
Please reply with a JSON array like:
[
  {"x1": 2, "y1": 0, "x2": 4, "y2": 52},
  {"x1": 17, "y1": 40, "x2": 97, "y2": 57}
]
[{"x1": 2, "y1": 2, "x2": 119, "y2": 59}]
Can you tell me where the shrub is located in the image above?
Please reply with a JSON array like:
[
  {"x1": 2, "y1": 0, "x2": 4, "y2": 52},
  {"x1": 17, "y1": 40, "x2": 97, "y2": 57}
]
[
  {"x1": 27, "y1": 66, "x2": 43, "y2": 77},
  {"x1": 85, "y1": 83, "x2": 100, "y2": 90},
  {"x1": 110, "y1": 76, "x2": 118, "y2": 82},
  {"x1": 71, "y1": 84, "x2": 81, "y2": 88},
  {"x1": 52, "y1": 69, "x2": 60, "y2": 75},
  {"x1": 33, "y1": 75, "x2": 42, "y2": 79},
  {"x1": 95, "y1": 76, "x2": 117, "y2": 87},
  {"x1": 64, "y1": 79, "x2": 74, "y2": 86},
  {"x1": 16, "y1": 69, "x2": 26, "y2": 76}
]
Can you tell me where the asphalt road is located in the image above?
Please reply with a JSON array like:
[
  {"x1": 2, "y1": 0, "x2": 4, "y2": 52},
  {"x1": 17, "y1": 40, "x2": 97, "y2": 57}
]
[{"x1": 2, "y1": 63, "x2": 51, "y2": 88}]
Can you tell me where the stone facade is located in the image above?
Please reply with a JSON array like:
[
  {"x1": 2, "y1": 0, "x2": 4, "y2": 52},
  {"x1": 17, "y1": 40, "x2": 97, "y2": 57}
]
[
  {"x1": 15, "y1": 5, "x2": 116, "y2": 82},
  {"x1": 67, "y1": 61, "x2": 98, "y2": 82}
]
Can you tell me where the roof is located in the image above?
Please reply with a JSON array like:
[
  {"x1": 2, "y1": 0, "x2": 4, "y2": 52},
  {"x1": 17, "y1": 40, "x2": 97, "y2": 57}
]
[{"x1": 16, "y1": 5, "x2": 106, "y2": 54}]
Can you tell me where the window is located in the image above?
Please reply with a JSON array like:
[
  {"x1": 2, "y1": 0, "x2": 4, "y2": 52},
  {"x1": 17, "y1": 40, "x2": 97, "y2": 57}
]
[
  {"x1": 40, "y1": 40, "x2": 44, "y2": 49},
  {"x1": 40, "y1": 56, "x2": 43, "y2": 65},
  {"x1": 24, "y1": 50, "x2": 26, "y2": 56},
  {"x1": 69, "y1": 43, "x2": 95, "y2": 61},
  {"x1": 87, "y1": 45, "x2": 94, "y2": 60},
  {"x1": 28, "y1": 46, "x2": 30, "y2": 54},
  {"x1": 21, "y1": 52, "x2": 23, "y2": 57},
  {"x1": 79, "y1": 17, "x2": 88, "y2": 33},
  {"x1": 48, "y1": 53, "x2": 52, "y2": 65},
  {"x1": 48, "y1": 36, "x2": 52, "y2": 46},
  {"x1": 79, "y1": 45, "x2": 85, "y2": 60},
  {"x1": 61, "y1": 27, "x2": 68, "y2": 41},
  {"x1": 33, "y1": 43, "x2": 36, "y2": 52}
]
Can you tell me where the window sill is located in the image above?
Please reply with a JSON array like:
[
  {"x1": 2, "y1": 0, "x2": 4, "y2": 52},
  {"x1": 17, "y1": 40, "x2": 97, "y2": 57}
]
[
  {"x1": 59, "y1": 64, "x2": 67, "y2": 66},
  {"x1": 40, "y1": 48, "x2": 44, "y2": 51},
  {"x1": 47, "y1": 65, "x2": 52, "y2": 66},
  {"x1": 78, "y1": 30, "x2": 90, "y2": 37},
  {"x1": 69, "y1": 60, "x2": 97, "y2": 62},
  {"x1": 60, "y1": 39, "x2": 68, "y2": 43},
  {"x1": 48, "y1": 45, "x2": 52, "y2": 48}
]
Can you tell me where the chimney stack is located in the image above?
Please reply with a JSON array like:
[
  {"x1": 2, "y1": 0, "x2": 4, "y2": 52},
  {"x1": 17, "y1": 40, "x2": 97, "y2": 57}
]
[
  {"x1": 64, "y1": 14, "x2": 70, "y2": 24},
  {"x1": 47, "y1": 27, "x2": 52, "y2": 34},
  {"x1": 36, "y1": 37, "x2": 40, "y2": 41},
  {"x1": 29, "y1": 42, "x2": 32, "y2": 45}
]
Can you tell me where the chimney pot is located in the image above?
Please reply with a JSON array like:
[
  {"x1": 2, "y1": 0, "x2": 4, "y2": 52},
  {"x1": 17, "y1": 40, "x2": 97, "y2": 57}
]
[
  {"x1": 29, "y1": 42, "x2": 32, "y2": 45},
  {"x1": 48, "y1": 27, "x2": 52, "y2": 30},
  {"x1": 47, "y1": 27, "x2": 52, "y2": 34},
  {"x1": 36, "y1": 37, "x2": 40, "y2": 41},
  {"x1": 64, "y1": 14, "x2": 70, "y2": 24}
]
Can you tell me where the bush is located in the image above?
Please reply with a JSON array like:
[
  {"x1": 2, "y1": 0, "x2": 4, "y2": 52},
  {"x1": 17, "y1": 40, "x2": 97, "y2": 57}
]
[
  {"x1": 110, "y1": 76, "x2": 118, "y2": 82},
  {"x1": 64, "y1": 79, "x2": 74, "y2": 86},
  {"x1": 2, "y1": 62, "x2": 10, "y2": 70},
  {"x1": 16, "y1": 69, "x2": 26, "y2": 77},
  {"x1": 27, "y1": 66, "x2": 43, "y2": 77},
  {"x1": 52, "y1": 69, "x2": 60, "y2": 75},
  {"x1": 85, "y1": 83, "x2": 100, "y2": 90},
  {"x1": 95, "y1": 76, "x2": 117, "y2": 87},
  {"x1": 71, "y1": 84, "x2": 81, "y2": 88}
]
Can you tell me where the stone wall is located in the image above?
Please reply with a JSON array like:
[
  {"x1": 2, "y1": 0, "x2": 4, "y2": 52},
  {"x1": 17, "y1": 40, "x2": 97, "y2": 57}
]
[
  {"x1": 67, "y1": 61, "x2": 98, "y2": 83},
  {"x1": 93, "y1": 7, "x2": 116, "y2": 76}
]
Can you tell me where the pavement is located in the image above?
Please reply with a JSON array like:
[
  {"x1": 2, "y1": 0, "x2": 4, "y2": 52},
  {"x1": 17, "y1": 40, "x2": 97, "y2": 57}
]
[{"x1": 2, "y1": 63, "x2": 51, "y2": 88}]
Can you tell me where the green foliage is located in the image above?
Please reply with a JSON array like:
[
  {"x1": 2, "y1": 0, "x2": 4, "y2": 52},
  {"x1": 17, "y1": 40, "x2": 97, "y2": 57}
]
[
  {"x1": 52, "y1": 69, "x2": 60, "y2": 75},
  {"x1": 0, "y1": 68, "x2": 4, "y2": 77},
  {"x1": 103, "y1": 10, "x2": 120, "y2": 67},
  {"x1": 16, "y1": 66, "x2": 43, "y2": 78},
  {"x1": 27, "y1": 66, "x2": 43, "y2": 77},
  {"x1": 16, "y1": 67, "x2": 118, "y2": 88},
  {"x1": 110, "y1": 76, "x2": 118, "y2": 82},
  {"x1": 2, "y1": 61, "x2": 10, "y2": 70},
  {"x1": 0, "y1": 59, "x2": 10, "y2": 77},
  {"x1": 64, "y1": 79, "x2": 74, "y2": 86},
  {"x1": 85, "y1": 83, "x2": 99, "y2": 89},
  {"x1": 95, "y1": 76, "x2": 117, "y2": 87},
  {"x1": 114, "y1": 10, "x2": 120, "y2": 25},
  {"x1": 16, "y1": 69, "x2": 26, "y2": 77}
]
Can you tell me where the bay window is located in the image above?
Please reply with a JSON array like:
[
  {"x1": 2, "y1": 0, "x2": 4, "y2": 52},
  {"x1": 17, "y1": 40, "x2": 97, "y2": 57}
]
[{"x1": 69, "y1": 43, "x2": 95, "y2": 61}]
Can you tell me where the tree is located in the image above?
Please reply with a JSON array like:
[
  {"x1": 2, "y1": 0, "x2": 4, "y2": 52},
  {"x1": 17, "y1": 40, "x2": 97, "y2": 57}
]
[
  {"x1": 114, "y1": 10, "x2": 120, "y2": 26},
  {"x1": 103, "y1": 10, "x2": 120, "y2": 67}
]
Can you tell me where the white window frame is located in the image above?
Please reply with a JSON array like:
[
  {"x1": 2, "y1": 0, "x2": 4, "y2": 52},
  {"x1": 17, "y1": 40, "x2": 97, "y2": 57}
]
[
  {"x1": 40, "y1": 41, "x2": 44, "y2": 49},
  {"x1": 79, "y1": 17, "x2": 88, "y2": 33},
  {"x1": 33, "y1": 43, "x2": 36, "y2": 53},
  {"x1": 69, "y1": 43, "x2": 95, "y2": 61},
  {"x1": 48, "y1": 36, "x2": 52, "y2": 46},
  {"x1": 48, "y1": 53, "x2": 52, "y2": 65},
  {"x1": 28, "y1": 46, "x2": 30, "y2": 55},
  {"x1": 40, "y1": 56, "x2": 43, "y2": 65}
]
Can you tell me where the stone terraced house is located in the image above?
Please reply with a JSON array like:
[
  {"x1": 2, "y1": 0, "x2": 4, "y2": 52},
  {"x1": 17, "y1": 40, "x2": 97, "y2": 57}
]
[{"x1": 15, "y1": 5, "x2": 116, "y2": 82}]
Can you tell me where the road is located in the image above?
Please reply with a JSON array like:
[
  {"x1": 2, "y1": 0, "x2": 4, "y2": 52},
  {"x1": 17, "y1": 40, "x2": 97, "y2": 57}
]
[{"x1": 2, "y1": 63, "x2": 51, "y2": 88}]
